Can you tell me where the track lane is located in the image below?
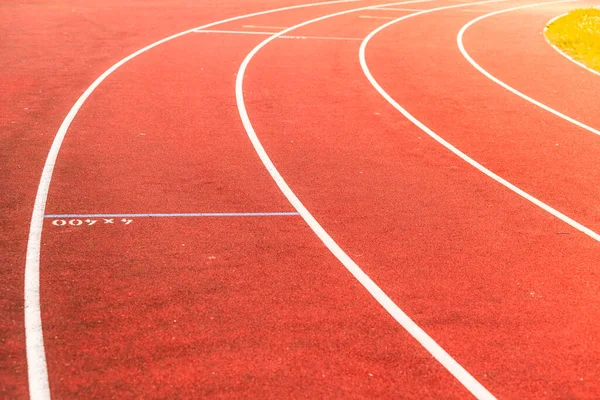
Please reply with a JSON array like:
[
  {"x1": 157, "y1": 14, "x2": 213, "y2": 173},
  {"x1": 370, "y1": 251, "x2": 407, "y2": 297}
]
[
  {"x1": 2, "y1": 1, "x2": 356, "y2": 397},
  {"x1": 22, "y1": 1, "x2": 385, "y2": 397},
  {"x1": 35, "y1": 1, "x2": 475, "y2": 398},
  {"x1": 45, "y1": 34, "x2": 296, "y2": 216},
  {"x1": 364, "y1": 2, "x2": 600, "y2": 236},
  {"x1": 360, "y1": 2, "x2": 598, "y2": 396},
  {"x1": 10, "y1": 0, "x2": 600, "y2": 393},
  {"x1": 44, "y1": 217, "x2": 471, "y2": 398},
  {"x1": 241, "y1": 0, "x2": 600, "y2": 398},
  {"x1": 236, "y1": 1, "x2": 514, "y2": 398}
]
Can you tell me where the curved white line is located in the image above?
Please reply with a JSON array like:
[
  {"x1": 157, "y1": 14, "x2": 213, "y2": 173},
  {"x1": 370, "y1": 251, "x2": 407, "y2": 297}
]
[
  {"x1": 359, "y1": 3, "x2": 600, "y2": 247},
  {"x1": 544, "y1": 12, "x2": 600, "y2": 77},
  {"x1": 24, "y1": 0, "x2": 362, "y2": 398},
  {"x1": 457, "y1": 1, "x2": 600, "y2": 138},
  {"x1": 236, "y1": 1, "x2": 501, "y2": 399}
]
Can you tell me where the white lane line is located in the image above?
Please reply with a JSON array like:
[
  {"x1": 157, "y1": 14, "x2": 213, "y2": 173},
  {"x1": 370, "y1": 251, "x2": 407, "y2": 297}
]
[
  {"x1": 194, "y1": 29, "x2": 363, "y2": 41},
  {"x1": 242, "y1": 25, "x2": 289, "y2": 29},
  {"x1": 359, "y1": 15, "x2": 399, "y2": 18},
  {"x1": 370, "y1": 7, "x2": 427, "y2": 10},
  {"x1": 457, "y1": 1, "x2": 600, "y2": 138},
  {"x1": 368, "y1": 0, "x2": 432, "y2": 9},
  {"x1": 544, "y1": 12, "x2": 600, "y2": 77},
  {"x1": 195, "y1": 29, "x2": 278, "y2": 35},
  {"x1": 23, "y1": 0, "x2": 361, "y2": 398},
  {"x1": 279, "y1": 35, "x2": 363, "y2": 40},
  {"x1": 44, "y1": 212, "x2": 300, "y2": 218},
  {"x1": 360, "y1": 0, "x2": 600, "y2": 249},
  {"x1": 236, "y1": 1, "x2": 497, "y2": 399}
]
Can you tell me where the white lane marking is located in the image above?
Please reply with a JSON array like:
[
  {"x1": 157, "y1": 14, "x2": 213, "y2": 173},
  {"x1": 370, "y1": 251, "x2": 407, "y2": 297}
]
[
  {"x1": 372, "y1": 7, "x2": 428, "y2": 10},
  {"x1": 242, "y1": 25, "x2": 289, "y2": 29},
  {"x1": 195, "y1": 29, "x2": 278, "y2": 35},
  {"x1": 544, "y1": 12, "x2": 600, "y2": 77},
  {"x1": 279, "y1": 35, "x2": 363, "y2": 40},
  {"x1": 24, "y1": 0, "x2": 360, "y2": 398},
  {"x1": 194, "y1": 29, "x2": 363, "y2": 41},
  {"x1": 236, "y1": 1, "x2": 497, "y2": 399},
  {"x1": 368, "y1": 0, "x2": 432, "y2": 9},
  {"x1": 457, "y1": 1, "x2": 600, "y2": 138},
  {"x1": 44, "y1": 212, "x2": 300, "y2": 218},
  {"x1": 360, "y1": 0, "x2": 600, "y2": 251},
  {"x1": 359, "y1": 15, "x2": 399, "y2": 18}
]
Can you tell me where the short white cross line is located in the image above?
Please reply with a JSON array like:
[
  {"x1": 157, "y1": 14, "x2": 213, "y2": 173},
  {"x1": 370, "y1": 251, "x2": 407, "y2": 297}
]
[{"x1": 194, "y1": 29, "x2": 363, "y2": 40}]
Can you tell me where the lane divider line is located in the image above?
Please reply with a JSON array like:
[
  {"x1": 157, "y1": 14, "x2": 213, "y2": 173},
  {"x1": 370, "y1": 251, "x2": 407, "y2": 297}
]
[
  {"x1": 195, "y1": 29, "x2": 278, "y2": 35},
  {"x1": 457, "y1": 1, "x2": 600, "y2": 137},
  {"x1": 236, "y1": 1, "x2": 498, "y2": 399},
  {"x1": 23, "y1": 0, "x2": 363, "y2": 398},
  {"x1": 194, "y1": 29, "x2": 363, "y2": 40},
  {"x1": 543, "y1": 12, "x2": 600, "y2": 77},
  {"x1": 278, "y1": 35, "x2": 363, "y2": 41},
  {"x1": 368, "y1": 0, "x2": 432, "y2": 9},
  {"x1": 44, "y1": 212, "x2": 300, "y2": 218},
  {"x1": 360, "y1": 0, "x2": 600, "y2": 248},
  {"x1": 359, "y1": 15, "x2": 400, "y2": 18},
  {"x1": 370, "y1": 7, "x2": 428, "y2": 10},
  {"x1": 242, "y1": 25, "x2": 290, "y2": 29}
]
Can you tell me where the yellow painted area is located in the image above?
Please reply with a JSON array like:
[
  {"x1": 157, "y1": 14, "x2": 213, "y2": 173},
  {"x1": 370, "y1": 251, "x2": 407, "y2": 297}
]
[{"x1": 545, "y1": 8, "x2": 600, "y2": 72}]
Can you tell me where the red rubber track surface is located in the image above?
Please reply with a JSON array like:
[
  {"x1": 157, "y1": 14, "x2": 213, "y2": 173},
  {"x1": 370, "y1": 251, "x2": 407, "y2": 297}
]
[
  {"x1": 0, "y1": 1, "x2": 380, "y2": 396},
  {"x1": 357, "y1": 1, "x2": 600, "y2": 397},
  {"x1": 2, "y1": 0, "x2": 600, "y2": 398}
]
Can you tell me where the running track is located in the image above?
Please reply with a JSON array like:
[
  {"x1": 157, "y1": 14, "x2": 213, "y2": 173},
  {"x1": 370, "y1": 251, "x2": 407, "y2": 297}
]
[{"x1": 1, "y1": 0, "x2": 599, "y2": 398}]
